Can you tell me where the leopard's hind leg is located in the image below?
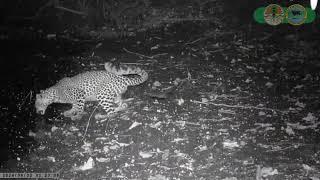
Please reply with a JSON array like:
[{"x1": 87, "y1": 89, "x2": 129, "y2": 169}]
[
  {"x1": 95, "y1": 85, "x2": 129, "y2": 119},
  {"x1": 114, "y1": 94, "x2": 128, "y2": 112},
  {"x1": 96, "y1": 87, "x2": 118, "y2": 116},
  {"x1": 62, "y1": 88, "x2": 87, "y2": 120}
]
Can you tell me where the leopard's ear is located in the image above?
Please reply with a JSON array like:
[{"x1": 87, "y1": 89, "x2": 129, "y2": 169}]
[
  {"x1": 36, "y1": 94, "x2": 42, "y2": 98},
  {"x1": 40, "y1": 90, "x2": 44, "y2": 93}
]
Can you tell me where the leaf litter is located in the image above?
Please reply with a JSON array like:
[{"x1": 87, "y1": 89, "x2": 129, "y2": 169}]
[{"x1": 13, "y1": 24, "x2": 320, "y2": 180}]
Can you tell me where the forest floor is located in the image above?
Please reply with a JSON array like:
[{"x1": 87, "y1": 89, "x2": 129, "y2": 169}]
[{"x1": 0, "y1": 20, "x2": 320, "y2": 180}]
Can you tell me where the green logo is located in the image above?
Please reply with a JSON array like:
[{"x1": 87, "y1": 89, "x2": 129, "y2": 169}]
[
  {"x1": 264, "y1": 4, "x2": 285, "y2": 26},
  {"x1": 254, "y1": 4, "x2": 316, "y2": 25},
  {"x1": 287, "y1": 4, "x2": 307, "y2": 25}
]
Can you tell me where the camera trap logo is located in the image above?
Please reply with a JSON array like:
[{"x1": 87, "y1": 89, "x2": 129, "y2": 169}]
[
  {"x1": 254, "y1": 4, "x2": 316, "y2": 25},
  {"x1": 264, "y1": 4, "x2": 285, "y2": 26},
  {"x1": 287, "y1": 4, "x2": 307, "y2": 25}
]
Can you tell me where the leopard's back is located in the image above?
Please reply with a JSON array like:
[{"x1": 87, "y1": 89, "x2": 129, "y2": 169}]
[{"x1": 63, "y1": 71, "x2": 127, "y2": 95}]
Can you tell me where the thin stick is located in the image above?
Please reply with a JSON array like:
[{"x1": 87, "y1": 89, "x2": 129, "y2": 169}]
[
  {"x1": 21, "y1": 90, "x2": 32, "y2": 106},
  {"x1": 29, "y1": 91, "x2": 33, "y2": 103},
  {"x1": 121, "y1": 62, "x2": 143, "y2": 65},
  {"x1": 55, "y1": 6, "x2": 87, "y2": 16},
  {"x1": 123, "y1": 48, "x2": 159, "y2": 60},
  {"x1": 151, "y1": 53, "x2": 168, "y2": 58},
  {"x1": 82, "y1": 105, "x2": 99, "y2": 142},
  {"x1": 184, "y1": 38, "x2": 203, "y2": 45},
  {"x1": 191, "y1": 100, "x2": 286, "y2": 113},
  {"x1": 209, "y1": 49, "x2": 224, "y2": 54}
]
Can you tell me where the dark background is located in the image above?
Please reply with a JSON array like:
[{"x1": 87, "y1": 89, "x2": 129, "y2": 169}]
[{"x1": 0, "y1": 0, "x2": 319, "y2": 178}]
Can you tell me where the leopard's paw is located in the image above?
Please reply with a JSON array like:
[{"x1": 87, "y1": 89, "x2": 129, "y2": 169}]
[
  {"x1": 63, "y1": 109, "x2": 86, "y2": 120},
  {"x1": 115, "y1": 103, "x2": 128, "y2": 112}
]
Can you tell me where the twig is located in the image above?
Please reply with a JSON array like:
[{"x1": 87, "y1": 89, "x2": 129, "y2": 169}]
[
  {"x1": 123, "y1": 48, "x2": 161, "y2": 61},
  {"x1": 29, "y1": 91, "x2": 33, "y2": 103},
  {"x1": 191, "y1": 100, "x2": 286, "y2": 113},
  {"x1": 21, "y1": 90, "x2": 32, "y2": 106},
  {"x1": 208, "y1": 49, "x2": 224, "y2": 54},
  {"x1": 123, "y1": 48, "x2": 154, "y2": 59},
  {"x1": 35, "y1": 0, "x2": 87, "y2": 18},
  {"x1": 151, "y1": 53, "x2": 168, "y2": 58},
  {"x1": 218, "y1": 109, "x2": 236, "y2": 115},
  {"x1": 184, "y1": 38, "x2": 203, "y2": 45},
  {"x1": 55, "y1": 6, "x2": 87, "y2": 16},
  {"x1": 82, "y1": 105, "x2": 99, "y2": 142},
  {"x1": 121, "y1": 62, "x2": 144, "y2": 65}
]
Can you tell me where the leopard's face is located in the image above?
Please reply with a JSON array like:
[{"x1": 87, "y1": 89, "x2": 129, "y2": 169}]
[{"x1": 35, "y1": 89, "x2": 56, "y2": 115}]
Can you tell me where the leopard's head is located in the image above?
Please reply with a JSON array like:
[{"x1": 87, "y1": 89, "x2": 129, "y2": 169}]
[{"x1": 35, "y1": 88, "x2": 57, "y2": 115}]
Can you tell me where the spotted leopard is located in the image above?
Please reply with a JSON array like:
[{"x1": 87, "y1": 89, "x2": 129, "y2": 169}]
[{"x1": 35, "y1": 62, "x2": 148, "y2": 120}]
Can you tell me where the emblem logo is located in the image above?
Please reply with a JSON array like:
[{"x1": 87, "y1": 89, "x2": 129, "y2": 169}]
[
  {"x1": 287, "y1": 4, "x2": 307, "y2": 25},
  {"x1": 254, "y1": 4, "x2": 316, "y2": 25},
  {"x1": 264, "y1": 4, "x2": 285, "y2": 26}
]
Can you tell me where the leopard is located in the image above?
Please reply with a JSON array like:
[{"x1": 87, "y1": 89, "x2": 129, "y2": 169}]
[{"x1": 35, "y1": 62, "x2": 148, "y2": 120}]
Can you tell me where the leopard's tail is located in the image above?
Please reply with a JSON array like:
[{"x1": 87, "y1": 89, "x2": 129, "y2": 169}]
[{"x1": 104, "y1": 62, "x2": 148, "y2": 86}]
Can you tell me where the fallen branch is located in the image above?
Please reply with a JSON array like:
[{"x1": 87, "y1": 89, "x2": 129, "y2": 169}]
[
  {"x1": 123, "y1": 48, "x2": 161, "y2": 60},
  {"x1": 123, "y1": 48, "x2": 153, "y2": 59},
  {"x1": 191, "y1": 100, "x2": 286, "y2": 113},
  {"x1": 21, "y1": 90, "x2": 33, "y2": 106},
  {"x1": 82, "y1": 105, "x2": 99, "y2": 142},
  {"x1": 35, "y1": 0, "x2": 87, "y2": 18},
  {"x1": 121, "y1": 62, "x2": 144, "y2": 65},
  {"x1": 184, "y1": 38, "x2": 203, "y2": 45},
  {"x1": 55, "y1": 6, "x2": 87, "y2": 16},
  {"x1": 208, "y1": 49, "x2": 225, "y2": 54},
  {"x1": 151, "y1": 53, "x2": 168, "y2": 58}
]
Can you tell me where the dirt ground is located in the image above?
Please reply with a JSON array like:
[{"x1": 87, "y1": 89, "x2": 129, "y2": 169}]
[{"x1": 0, "y1": 20, "x2": 320, "y2": 180}]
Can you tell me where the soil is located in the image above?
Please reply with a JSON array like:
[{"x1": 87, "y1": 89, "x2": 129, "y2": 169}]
[{"x1": 0, "y1": 19, "x2": 319, "y2": 179}]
